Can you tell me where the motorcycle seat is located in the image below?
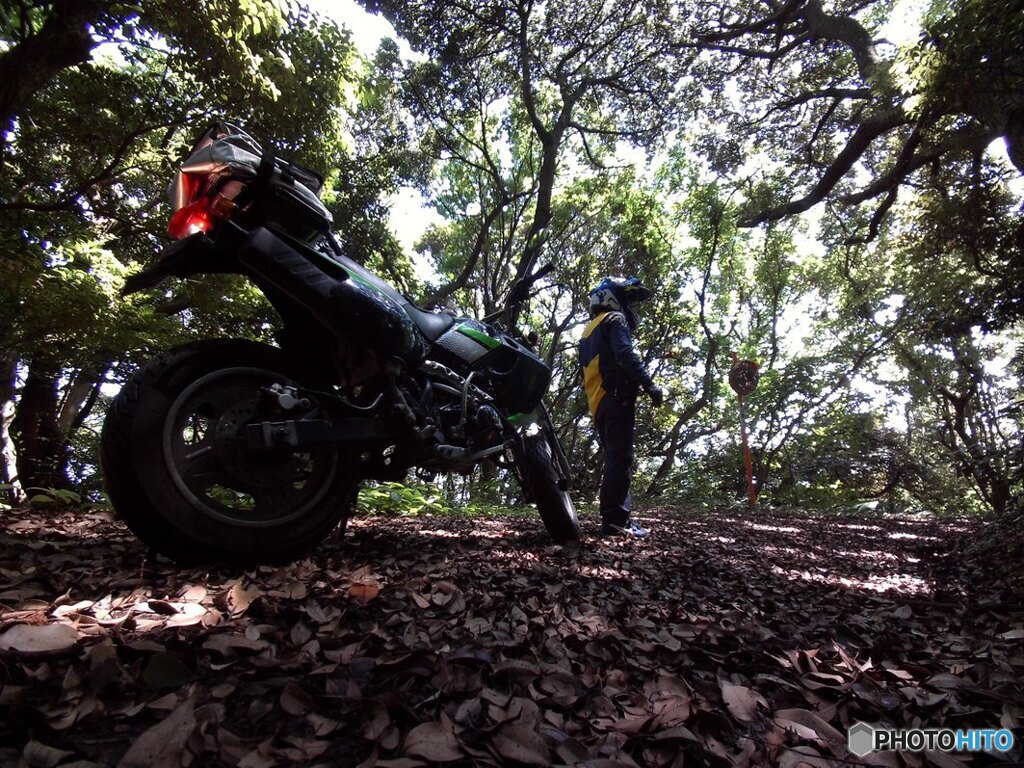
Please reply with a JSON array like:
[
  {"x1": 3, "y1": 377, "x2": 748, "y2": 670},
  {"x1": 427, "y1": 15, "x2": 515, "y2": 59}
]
[{"x1": 405, "y1": 305, "x2": 456, "y2": 341}]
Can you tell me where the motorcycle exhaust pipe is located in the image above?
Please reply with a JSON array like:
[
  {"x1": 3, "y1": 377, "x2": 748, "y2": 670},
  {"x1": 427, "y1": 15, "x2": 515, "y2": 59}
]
[{"x1": 236, "y1": 227, "x2": 426, "y2": 359}]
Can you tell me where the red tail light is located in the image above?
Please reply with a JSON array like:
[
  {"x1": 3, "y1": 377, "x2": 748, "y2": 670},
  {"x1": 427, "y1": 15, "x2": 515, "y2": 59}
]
[
  {"x1": 167, "y1": 197, "x2": 216, "y2": 239},
  {"x1": 180, "y1": 172, "x2": 202, "y2": 206}
]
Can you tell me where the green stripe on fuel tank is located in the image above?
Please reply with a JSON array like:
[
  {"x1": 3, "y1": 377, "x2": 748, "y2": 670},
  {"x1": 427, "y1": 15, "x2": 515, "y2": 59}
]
[{"x1": 458, "y1": 325, "x2": 502, "y2": 349}]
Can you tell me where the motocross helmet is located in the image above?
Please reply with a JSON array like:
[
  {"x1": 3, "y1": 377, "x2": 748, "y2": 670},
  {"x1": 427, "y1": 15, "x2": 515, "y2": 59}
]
[{"x1": 588, "y1": 276, "x2": 653, "y2": 330}]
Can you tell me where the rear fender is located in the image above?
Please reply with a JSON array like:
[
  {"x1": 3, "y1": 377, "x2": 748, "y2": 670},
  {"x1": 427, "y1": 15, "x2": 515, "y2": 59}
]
[
  {"x1": 237, "y1": 227, "x2": 427, "y2": 360},
  {"x1": 120, "y1": 227, "x2": 340, "y2": 377},
  {"x1": 121, "y1": 228, "x2": 247, "y2": 295}
]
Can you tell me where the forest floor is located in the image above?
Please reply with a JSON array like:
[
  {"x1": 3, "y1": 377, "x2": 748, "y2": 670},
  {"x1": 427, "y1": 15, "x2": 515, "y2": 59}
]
[{"x1": 0, "y1": 504, "x2": 1021, "y2": 768}]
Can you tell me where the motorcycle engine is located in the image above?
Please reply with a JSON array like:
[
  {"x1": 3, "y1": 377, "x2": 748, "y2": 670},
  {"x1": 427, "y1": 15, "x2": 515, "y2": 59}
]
[
  {"x1": 473, "y1": 404, "x2": 503, "y2": 447},
  {"x1": 435, "y1": 403, "x2": 504, "y2": 449},
  {"x1": 436, "y1": 405, "x2": 462, "y2": 437}
]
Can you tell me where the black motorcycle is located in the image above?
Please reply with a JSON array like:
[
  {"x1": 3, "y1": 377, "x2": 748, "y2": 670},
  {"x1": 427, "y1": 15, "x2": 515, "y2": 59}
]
[{"x1": 101, "y1": 122, "x2": 578, "y2": 563}]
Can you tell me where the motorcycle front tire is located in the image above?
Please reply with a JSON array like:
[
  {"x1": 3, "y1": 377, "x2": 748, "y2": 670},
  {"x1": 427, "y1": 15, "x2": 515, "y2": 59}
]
[
  {"x1": 518, "y1": 433, "x2": 580, "y2": 544},
  {"x1": 101, "y1": 338, "x2": 359, "y2": 565}
]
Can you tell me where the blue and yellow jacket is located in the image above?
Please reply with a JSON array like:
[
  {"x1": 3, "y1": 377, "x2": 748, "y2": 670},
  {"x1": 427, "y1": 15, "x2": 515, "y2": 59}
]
[{"x1": 579, "y1": 311, "x2": 654, "y2": 417}]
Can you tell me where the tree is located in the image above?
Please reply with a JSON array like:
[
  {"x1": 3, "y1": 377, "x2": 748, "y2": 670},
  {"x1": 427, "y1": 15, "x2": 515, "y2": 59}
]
[
  {"x1": 0, "y1": 0, "x2": 109, "y2": 135},
  {"x1": 663, "y1": 0, "x2": 1023, "y2": 514},
  {"x1": 685, "y1": 0, "x2": 1024, "y2": 242},
  {"x1": 0, "y1": 3, "x2": 406, "y2": 495},
  {"x1": 365, "y1": 0, "x2": 695, "y2": 300},
  {"x1": 0, "y1": 0, "x2": 293, "y2": 143}
]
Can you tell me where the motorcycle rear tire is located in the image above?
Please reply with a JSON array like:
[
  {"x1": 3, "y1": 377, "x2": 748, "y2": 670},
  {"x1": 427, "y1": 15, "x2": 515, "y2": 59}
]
[
  {"x1": 519, "y1": 433, "x2": 580, "y2": 544},
  {"x1": 101, "y1": 338, "x2": 358, "y2": 564}
]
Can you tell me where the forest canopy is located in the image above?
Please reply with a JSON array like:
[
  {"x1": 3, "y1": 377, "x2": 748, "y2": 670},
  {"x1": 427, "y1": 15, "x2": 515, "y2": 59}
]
[{"x1": 1, "y1": 0, "x2": 1020, "y2": 518}]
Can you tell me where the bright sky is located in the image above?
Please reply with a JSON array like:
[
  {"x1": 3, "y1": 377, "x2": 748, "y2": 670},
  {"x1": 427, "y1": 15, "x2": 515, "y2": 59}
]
[
  {"x1": 303, "y1": 0, "x2": 411, "y2": 57},
  {"x1": 880, "y1": 0, "x2": 926, "y2": 45},
  {"x1": 301, "y1": 0, "x2": 440, "y2": 275}
]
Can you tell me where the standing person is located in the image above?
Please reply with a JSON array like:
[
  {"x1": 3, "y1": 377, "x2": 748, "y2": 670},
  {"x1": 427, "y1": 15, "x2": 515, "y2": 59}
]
[{"x1": 579, "y1": 277, "x2": 664, "y2": 538}]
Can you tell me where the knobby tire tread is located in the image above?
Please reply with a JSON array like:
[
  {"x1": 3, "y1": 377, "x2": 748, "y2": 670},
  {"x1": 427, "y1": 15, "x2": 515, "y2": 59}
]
[
  {"x1": 521, "y1": 434, "x2": 580, "y2": 544},
  {"x1": 101, "y1": 339, "x2": 355, "y2": 564}
]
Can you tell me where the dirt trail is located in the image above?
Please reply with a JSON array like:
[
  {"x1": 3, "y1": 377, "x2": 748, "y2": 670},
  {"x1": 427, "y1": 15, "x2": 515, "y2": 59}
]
[{"x1": 0, "y1": 506, "x2": 1020, "y2": 766}]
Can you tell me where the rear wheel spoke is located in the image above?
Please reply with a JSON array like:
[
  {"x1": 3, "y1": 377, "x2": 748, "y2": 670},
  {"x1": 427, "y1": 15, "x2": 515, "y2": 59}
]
[{"x1": 163, "y1": 368, "x2": 338, "y2": 527}]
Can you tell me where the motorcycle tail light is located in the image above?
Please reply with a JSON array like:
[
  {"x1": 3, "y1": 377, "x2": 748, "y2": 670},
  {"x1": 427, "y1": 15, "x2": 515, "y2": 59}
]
[
  {"x1": 170, "y1": 171, "x2": 205, "y2": 213},
  {"x1": 180, "y1": 172, "x2": 202, "y2": 205},
  {"x1": 167, "y1": 196, "x2": 217, "y2": 239},
  {"x1": 167, "y1": 184, "x2": 239, "y2": 239}
]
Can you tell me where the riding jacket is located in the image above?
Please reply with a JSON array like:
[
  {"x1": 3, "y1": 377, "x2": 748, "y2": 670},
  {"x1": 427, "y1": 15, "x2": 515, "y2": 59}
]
[{"x1": 579, "y1": 310, "x2": 655, "y2": 418}]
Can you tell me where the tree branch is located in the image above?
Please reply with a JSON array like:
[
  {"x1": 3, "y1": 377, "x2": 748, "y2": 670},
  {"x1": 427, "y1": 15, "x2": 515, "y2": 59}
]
[
  {"x1": 0, "y1": 0, "x2": 108, "y2": 132},
  {"x1": 802, "y1": 0, "x2": 880, "y2": 83},
  {"x1": 423, "y1": 191, "x2": 528, "y2": 307},
  {"x1": 738, "y1": 108, "x2": 907, "y2": 226}
]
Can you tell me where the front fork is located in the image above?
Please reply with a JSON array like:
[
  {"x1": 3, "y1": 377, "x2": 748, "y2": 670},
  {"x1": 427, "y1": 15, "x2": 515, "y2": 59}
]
[{"x1": 537, "y1": 401, "x2": 573, "y2": 491}]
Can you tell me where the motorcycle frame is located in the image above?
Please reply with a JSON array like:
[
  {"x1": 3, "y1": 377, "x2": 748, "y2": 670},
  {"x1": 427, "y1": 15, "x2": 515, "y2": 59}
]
[{"x1": 125, "y1": 221, "x2": 573, "y2": 488}]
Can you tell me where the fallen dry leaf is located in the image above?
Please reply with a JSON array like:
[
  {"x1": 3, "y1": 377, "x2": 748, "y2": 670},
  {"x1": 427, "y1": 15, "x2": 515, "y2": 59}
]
[
  {"x1": 0, "y1": 505, "x2": 1018, "y2": 767},
  {"x1": 21, "y1": 740, "x2": 73, "y2": 768},
  {"x1": 403, "y1": 721, "x2": 461, "y2": 762},
  {"x1": 492, "y1": 723, "x2": 550, "y2": 765},
  {"x1": 0, "y1": 623, "x2": 78, "y2": 657},
  {"x1": 116, "y1": 696, "x2": 197, "y2": 768},
  {"x1": 349, "y1": 580, "x2": 381, "y2": 604},
  {"x1": 227, "y1": 582, "x2": 261, "y2": 615},
  {"x1": 720, "y1": 680, "x2": 767, "y2": 723}
]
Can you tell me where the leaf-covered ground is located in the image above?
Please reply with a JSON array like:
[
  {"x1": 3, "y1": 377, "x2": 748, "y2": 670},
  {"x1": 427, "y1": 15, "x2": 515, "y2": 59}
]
[{"x1": 0, "y1": 505, "x2": 1021, "y2": 768}]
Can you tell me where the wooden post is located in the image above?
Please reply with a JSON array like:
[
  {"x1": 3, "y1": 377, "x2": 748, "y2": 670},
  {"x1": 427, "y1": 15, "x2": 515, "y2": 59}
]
[{"x1": 737, "y1": 394, "x2": 757, "y2": 506}]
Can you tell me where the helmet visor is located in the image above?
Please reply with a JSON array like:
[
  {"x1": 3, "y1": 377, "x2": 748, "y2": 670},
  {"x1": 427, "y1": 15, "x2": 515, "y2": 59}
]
[{"x1": 622, "y1": 278, "x2": 653, "y2": 303}]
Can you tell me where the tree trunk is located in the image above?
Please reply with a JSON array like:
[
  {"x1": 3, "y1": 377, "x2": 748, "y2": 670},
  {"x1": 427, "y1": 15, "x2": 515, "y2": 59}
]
[
  {"x1": 0, "y1": 352, "x2": 26, "y2": 504},
  {"x1": 58, "y1": 365, "x2": 106, "y2": 437},
  {"x1": 9, "y1": 357, "x2": 72, "y2": 491},
  {"x1": 1005, "y1": 106, "x2": 1024, "y2": 172},
  {"x1": 0, "y1": 0, "x2": 107, "y2": 135},
  {"x1": 939, "y1": 386, "x2": 1011, "y2": 515}
]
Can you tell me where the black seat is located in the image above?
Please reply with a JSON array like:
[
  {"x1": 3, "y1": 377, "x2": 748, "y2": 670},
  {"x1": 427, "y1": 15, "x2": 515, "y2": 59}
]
[{"x1": 405, "y1": 305, "x2": 456, "y2": 341}]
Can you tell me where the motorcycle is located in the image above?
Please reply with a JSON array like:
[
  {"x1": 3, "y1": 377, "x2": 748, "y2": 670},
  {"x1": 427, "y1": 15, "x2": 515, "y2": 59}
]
[{"x1": 100, "y1": 122, "x2": 579, "y2": 564}]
